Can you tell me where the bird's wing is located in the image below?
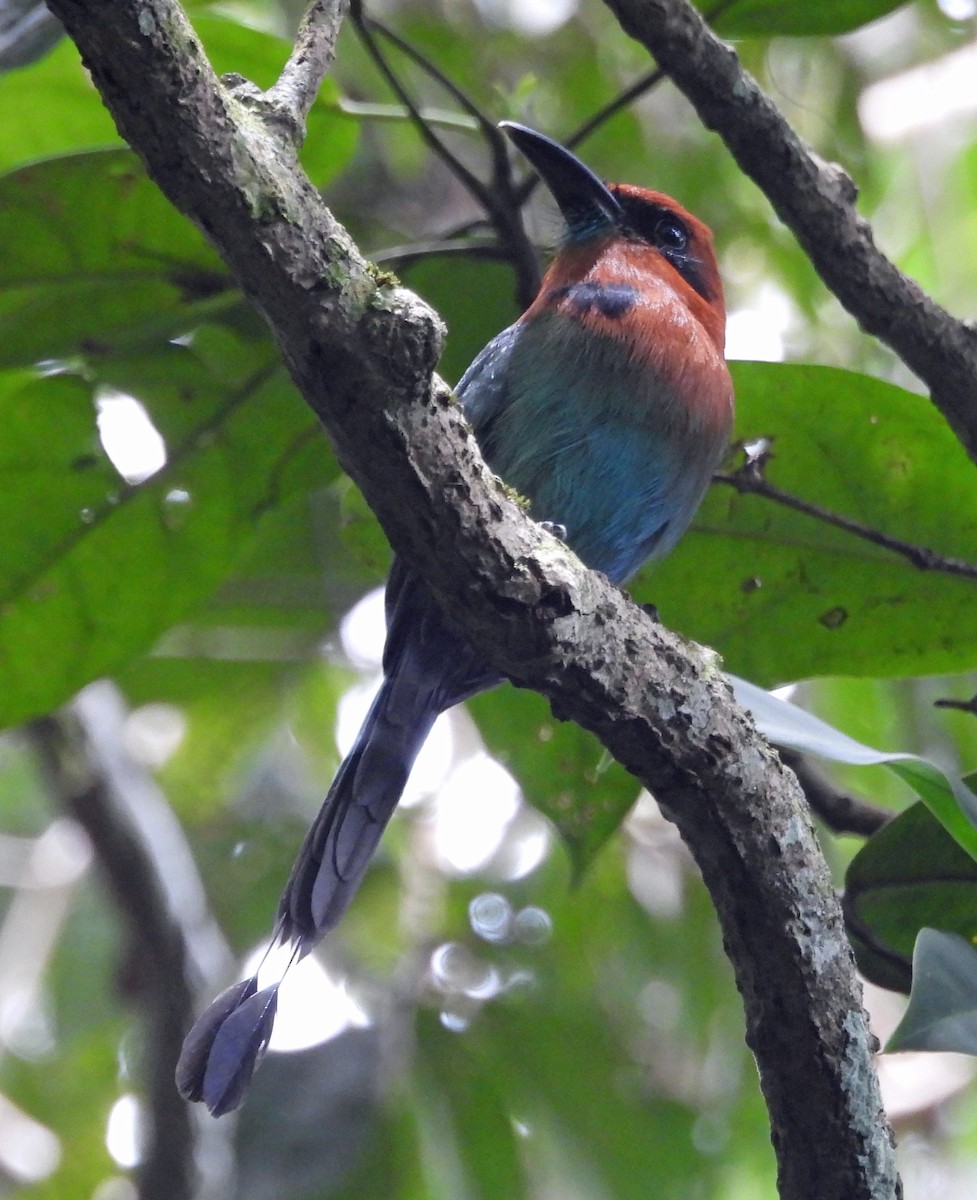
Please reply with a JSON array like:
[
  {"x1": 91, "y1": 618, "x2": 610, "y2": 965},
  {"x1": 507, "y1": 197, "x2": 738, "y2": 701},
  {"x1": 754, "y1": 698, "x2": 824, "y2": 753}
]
[{"x1": 455, "y1": 321, "x2": 524, "y2": 437}]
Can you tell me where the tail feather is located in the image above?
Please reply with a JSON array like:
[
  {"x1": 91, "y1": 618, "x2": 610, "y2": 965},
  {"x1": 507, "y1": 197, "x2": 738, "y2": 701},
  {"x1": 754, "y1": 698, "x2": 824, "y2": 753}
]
[
  {"x1": 181, "y1": 563, "x2": 504, "y2": 1112},
  {"x1": 279, "y1": 673, "x2": 439, "y2": 952},
  {"x1": 279, "y1": 560, "x2": 503, "y2": 954}
]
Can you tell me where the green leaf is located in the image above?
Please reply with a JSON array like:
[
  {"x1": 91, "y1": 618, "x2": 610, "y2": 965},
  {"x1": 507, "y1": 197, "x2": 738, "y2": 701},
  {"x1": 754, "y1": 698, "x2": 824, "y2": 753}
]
[
  {"x1": 646, "y1": 364, "x2": 977, "y2": 683},
  {"x1": 460, "y1": 1001, "x2": 706, "y2": 1200},
  {"x1": 0, "y1": 149, "x2": 235, "y2": 368},
  {"x1": 733, "y1": 677, "x2": 977, "y2": 866},
  {"x1": 887, "y1": 928, "x2": 977, "y2": 1054},
  {"x1": 0, "y1": 351, "x2": 331, "y2": 728},
  {"x1": 0, "y1": 39, "x2": 122, "y2": 173},
  {"x1": 844, "y1": 802, "x2": 977, "y2": 993},
  {"x1": 715, "y1": 0, "x2": 909, "y2": 37},
  {"x1": 414, "y1": 1019, "x2": 529, "y2": 1200}
]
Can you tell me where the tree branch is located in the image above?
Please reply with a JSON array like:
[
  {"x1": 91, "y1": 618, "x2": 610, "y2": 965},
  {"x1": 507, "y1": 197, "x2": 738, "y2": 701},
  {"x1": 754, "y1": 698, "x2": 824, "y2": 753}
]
[
  {"x1": 600, "y1": 0, "x2": 977, "y2": 470},
  {"x1": 715, "y1": 462, "x2": 977, "y2": 582},
  {"x1": 779, "y1": 750, "x2": 891, "y2": 839},
  {"x1": 29, "y1": 683, "x2": 233, "y2": 1200},
  {"x1": 349, "y1": 0, "x2": 540, "y2": 307},
  {"x1": 264, "y1": 0, "x2": 346, "y2": 129},
  {"x1": 45, "y1": 2, "x2": 898, "y2": 1196}
]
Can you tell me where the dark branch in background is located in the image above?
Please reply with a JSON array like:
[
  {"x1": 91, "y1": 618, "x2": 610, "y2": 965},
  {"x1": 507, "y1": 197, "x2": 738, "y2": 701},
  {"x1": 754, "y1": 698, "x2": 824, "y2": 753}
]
[
  {"x1": 427, "y1": 66, "x2": 674, "y2": 241},
  {"x1": 45, "y1": 1, "x2": 899, "y2": 1197},
  {"x1": 563, "y1": 67, "x2": 664, "y2": 153},
  {"x1": 355, "y1": 0, "x2": 731, "y2": 274},
  {"x1": 379, "y1": 0, "x2": 735, "y2": 270},
  {"x1": 29, "y1": 684, "x2": 233, "y2": 1200},
  {"x1": 355, "y1": 8, "x2": 503, "y2": 150},
  {"x1": 934, "y1": 693, "x2": 977, "y2": 717},
  {"x1": 600, "y1": 0, "x2": 977, "y2": 469},
  {"x1": 350, "y1": 0, "x2": 541, "y2": 307},
  {"x1": 779, "y1": 750, "x2": 891, "y2": 839},
  {"x1": 371, "y1": 236, "x2": 505, "y2": 268},
  {"x1": 716, "y1": 460, "x2": 977, "y2": 582}
]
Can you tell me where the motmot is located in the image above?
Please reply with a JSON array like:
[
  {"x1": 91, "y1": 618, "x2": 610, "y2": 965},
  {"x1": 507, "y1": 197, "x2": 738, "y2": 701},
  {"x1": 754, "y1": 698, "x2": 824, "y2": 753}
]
[{"x1": 177, "y1": 122, "x2": 734, "y2": 1115}]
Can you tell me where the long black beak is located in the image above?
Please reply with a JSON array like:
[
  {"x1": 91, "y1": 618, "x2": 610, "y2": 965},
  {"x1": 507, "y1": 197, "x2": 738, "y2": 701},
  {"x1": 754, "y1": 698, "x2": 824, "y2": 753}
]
[{"x1": 499, "y1": 121, "x2": 623, "y2": 238}]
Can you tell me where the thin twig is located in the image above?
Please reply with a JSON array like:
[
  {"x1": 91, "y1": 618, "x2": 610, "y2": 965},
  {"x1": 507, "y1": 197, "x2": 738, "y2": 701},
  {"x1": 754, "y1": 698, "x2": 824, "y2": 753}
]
[
  {"x1": 567, "y1": 68, "x2": 664, "y2": 150},
  {"x1": 934, "y1": 694, "x2": 977, "y2": 717},
  {"x1": 715, "y1": 466, "x2": 977, "y2": 582},
  {"x1": 361, "y1": 13, "x2": 501, "y2": 146},
  {"x1": 370, "y1": 236, "x2": 507, "y2": 268},
  {"x1": 349, "y1": 1, "x2": 497, "y2": 217},
  {"x1": 512, "y1": 0, "x2": 736, "y2": 207},
  {"x1": 362, "y1": 13, "x2": 517, "y2": 210},
  {"x1": 338, "y1": 98, "x2": 479, "y2": 130},
  {"x1": 350, "y1": 0, "x2": 539, "y2": 305}
]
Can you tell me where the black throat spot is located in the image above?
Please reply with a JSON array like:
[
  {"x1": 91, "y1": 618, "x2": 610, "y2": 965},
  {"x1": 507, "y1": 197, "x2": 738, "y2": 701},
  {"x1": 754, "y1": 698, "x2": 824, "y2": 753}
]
[{"x1": 548, "y1": 282, "x2": 637, "y2": 319}]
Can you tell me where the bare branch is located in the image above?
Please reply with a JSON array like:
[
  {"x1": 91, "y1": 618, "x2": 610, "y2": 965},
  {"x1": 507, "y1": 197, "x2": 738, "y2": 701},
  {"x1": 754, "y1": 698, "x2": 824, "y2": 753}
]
[
  {"x1": 350, "y1": 0, "x2": 540, "y2": 306},
  {"x1": 934, "y1": 693, "x2": 977, "y2": 718},
  {"x1": 601, "y1": 0, "x2": 977, "y2": 470},
  {"x1": 264, "y1": 0, "x2": 348, "y2": 131},
  {"x1": 715, "y1": 464, "x2": 977, "y2": 582},
  {"x1": 29, "y1": 684, "x2": 233, "y2": 1200},
  {"x1": 370, "y1": 236, "x2": 506, "y2": 268},
  {"x1": 779, "y1": 750, "x2": 892, "y2": 839},
  {"x1": 45, "y1": 2, "x2": 898, "y2": 1195}
]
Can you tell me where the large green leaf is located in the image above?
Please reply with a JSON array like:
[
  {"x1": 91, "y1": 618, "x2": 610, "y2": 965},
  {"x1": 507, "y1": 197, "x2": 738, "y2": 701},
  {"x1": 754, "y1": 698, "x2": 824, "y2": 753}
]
[
  {"x1": 0, "y1": 39, "x2": 121, "y2": 173},
  {"x1": 734, "y1": 677, "x2": 977, "y2": 866},
  {"x1": 844, "y1": 802, "x2": 977, "y2": 993},
  {"x1": 646, "y1": 363, "x2": 977, "y2": 683},
  {"x1": 888, "y1": 929, "x2": 977, "y2": 1055},
  {"x1": 0, "y1": 348, "x2": 331, "y2": 728},
  {"x1": 0, "y1": 149, "x2": 235, "y2": 367},
  {"x1": 716, "y1": 0, "x2": 909, "y2": 37}
]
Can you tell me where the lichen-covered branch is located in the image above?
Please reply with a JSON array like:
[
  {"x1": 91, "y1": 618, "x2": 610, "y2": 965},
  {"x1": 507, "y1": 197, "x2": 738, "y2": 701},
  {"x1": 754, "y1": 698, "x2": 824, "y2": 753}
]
[
  {"x1": 46, "y1": 2, "x2": 898, "y2": 1196},
  {"x1": 264, "y1": 0, "x2": 346, "y2": 129}
]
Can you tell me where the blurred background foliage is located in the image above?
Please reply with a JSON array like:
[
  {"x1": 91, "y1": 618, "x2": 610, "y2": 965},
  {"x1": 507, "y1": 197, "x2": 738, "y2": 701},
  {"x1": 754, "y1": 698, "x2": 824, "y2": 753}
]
[{"x1": 1, "y1": 0, "x2": 977, "y2": 1196}]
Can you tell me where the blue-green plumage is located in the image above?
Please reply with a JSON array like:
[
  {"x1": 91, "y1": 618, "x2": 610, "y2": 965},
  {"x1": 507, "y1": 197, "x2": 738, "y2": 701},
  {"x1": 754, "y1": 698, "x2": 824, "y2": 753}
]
[{"x1": 462, "y1": 310, "x2": 724, "y2": 583}]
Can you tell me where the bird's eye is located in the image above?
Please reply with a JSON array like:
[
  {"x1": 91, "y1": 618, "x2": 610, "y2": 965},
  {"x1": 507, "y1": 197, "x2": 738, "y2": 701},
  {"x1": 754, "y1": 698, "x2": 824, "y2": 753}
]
[{"x1": 655, "y1": 217, "x2": 688, "y2": 253}]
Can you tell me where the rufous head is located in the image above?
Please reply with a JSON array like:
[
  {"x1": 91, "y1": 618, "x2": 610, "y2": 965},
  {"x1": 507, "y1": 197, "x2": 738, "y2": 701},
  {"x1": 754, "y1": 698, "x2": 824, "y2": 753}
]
[{"x1": 500, "y1": 122, "x2": 725, "y2": 352}]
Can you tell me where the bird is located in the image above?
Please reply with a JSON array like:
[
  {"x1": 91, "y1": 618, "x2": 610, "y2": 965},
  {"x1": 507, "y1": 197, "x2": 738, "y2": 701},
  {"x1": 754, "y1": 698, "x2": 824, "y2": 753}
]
[{"x1": 176, "y1": 121, "x2": 734, "y2": 1116}]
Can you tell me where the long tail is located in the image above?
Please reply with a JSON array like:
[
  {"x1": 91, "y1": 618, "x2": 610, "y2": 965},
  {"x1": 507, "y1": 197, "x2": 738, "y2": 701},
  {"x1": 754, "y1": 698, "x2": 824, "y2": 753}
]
[
  {"x1": 278, "y1": 669, "x2": 440, "y2": 954},
  {"x1": 177, "y1": 670, "x2": 444, "y2": 1115},
  {"x1": 277, "y1": 564, "x2": 501, "y2": 954},
  {"x1": 177, "y1": 565, "x2": 502, "y2": 1114}
]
